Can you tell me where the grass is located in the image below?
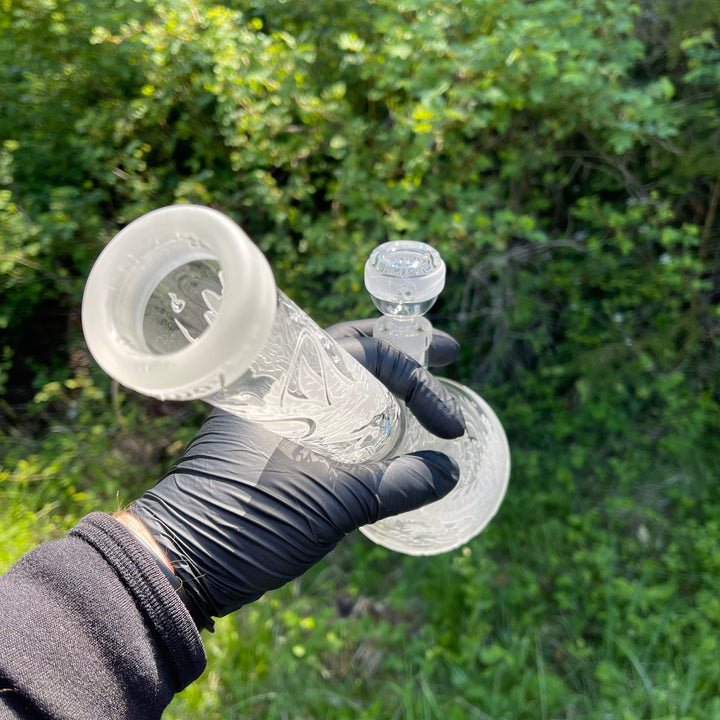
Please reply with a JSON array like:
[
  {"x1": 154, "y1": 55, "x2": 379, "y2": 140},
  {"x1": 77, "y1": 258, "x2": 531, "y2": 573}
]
[
  {"x1": 2, "y1": 379, "x2": 720, "y2": 719},
  {"x1": 165, "y1": 454, "x2": 719, "y2": 720}
]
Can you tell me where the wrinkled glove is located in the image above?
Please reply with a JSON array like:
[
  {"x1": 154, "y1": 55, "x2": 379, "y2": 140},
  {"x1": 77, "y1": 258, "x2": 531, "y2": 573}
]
[{"x1": 130, "y1": 322, "x2": 465, "y2": 630}]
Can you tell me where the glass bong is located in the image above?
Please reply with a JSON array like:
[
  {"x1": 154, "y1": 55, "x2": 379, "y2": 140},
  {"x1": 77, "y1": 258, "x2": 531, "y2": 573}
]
[{"x1": 81, "y1": 204, "x2": 509, "y2": 555}]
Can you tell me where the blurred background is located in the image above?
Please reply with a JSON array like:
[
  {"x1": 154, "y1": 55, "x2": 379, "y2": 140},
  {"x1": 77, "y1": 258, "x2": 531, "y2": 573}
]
[{"x1": 1, "y1": 0, "x2": 719, "y2": 717}]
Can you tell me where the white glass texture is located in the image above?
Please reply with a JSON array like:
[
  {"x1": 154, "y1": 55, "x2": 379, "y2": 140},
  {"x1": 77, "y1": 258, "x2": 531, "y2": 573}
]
[
  {"x1": 211, "y1": 289, "x2": 405, "y2": 463},
  {"x1": 364, "y1": 240, "x2": 446, "y2": 306},
  {"x1": 359, "y1": 379, "x2": 510, "y2": 554}
]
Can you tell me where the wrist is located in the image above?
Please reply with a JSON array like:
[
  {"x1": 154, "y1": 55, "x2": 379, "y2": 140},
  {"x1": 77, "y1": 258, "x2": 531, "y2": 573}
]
[
  {"x1": 115, "y1": 510, "x2": 212, "y2": 632},
  {"x1": 114, "y1": 511, "x2": 176, "y2": 575}
]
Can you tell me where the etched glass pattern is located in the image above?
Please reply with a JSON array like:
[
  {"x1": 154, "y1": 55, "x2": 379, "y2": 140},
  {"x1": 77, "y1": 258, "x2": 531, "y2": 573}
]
[
  {"x1": 211, "y1": 291, "x2": 404, "y2": 463},
  {"x1": 143, "y1": 259, "x2": 223, "y2": 353},
  {"x1": 359, "y1": 379, "x2": 510, "y2": 554},
  {"x1": 141, "y1": 260, "x2": 404, "y2": 464}
]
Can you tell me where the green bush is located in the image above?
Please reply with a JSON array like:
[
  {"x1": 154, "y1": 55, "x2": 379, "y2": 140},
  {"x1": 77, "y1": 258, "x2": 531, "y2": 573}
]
[{"x1": 1, "y1": 0, "x2": 719, "y2": 717}]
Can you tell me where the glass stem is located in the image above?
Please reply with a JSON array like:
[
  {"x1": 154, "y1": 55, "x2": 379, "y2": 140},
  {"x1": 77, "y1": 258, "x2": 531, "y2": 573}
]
[{"x1": 373, "y1": 315, "x2": 433, "y2": 367}]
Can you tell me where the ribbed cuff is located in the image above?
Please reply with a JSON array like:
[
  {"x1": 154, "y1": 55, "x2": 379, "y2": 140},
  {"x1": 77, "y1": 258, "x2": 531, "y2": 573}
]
[{"x1": 69, "y1": 512, "x2": 206, "y2": 691}]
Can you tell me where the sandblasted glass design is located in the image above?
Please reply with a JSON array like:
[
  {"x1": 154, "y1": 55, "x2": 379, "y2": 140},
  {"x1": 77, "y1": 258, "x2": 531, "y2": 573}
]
[
  {"x1": 211, "y1": 290, "x2": 405, "y2": 463},
  {"x1": 360, "y1": 379, "x2": 509, "y2": 554},
  {"x1": 143, "y1": 260, "x2": 224, "y2": 353},
  {"x1": 140, "y1": 259, "x2": 403, "y2": 464}
]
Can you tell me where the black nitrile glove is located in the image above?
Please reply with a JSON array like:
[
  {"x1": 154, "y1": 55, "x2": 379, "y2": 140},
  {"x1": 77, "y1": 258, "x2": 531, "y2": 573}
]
[
  {"x1": 130, "y1": 323, "x2": 465, "y2": 630},
  {"x1": 326, "y1": 319, "x2": 463, "y2": 438}
]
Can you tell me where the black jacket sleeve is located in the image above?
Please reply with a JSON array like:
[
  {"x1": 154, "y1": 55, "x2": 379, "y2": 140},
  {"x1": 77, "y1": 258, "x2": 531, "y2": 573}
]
[{"x1": 0, "y1": 512, "x2": 206, "y2": 720}]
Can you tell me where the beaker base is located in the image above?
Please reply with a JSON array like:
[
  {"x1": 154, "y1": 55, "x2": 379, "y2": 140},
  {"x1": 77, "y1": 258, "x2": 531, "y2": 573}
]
[{"x1": 359, "y1": 378, "x2": 510, "y2": 556}]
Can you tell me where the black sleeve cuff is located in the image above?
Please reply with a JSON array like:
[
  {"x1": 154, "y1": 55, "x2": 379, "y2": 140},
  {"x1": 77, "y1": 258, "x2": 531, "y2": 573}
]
[{"x1": 69, "y1": 512, "x2": 206, "y2": 691}]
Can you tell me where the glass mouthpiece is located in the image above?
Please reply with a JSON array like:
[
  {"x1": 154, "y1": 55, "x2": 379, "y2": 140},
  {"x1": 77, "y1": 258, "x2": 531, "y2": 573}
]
[{"x1": 81, "y1": 205, "x2": 407, "y2": 464}]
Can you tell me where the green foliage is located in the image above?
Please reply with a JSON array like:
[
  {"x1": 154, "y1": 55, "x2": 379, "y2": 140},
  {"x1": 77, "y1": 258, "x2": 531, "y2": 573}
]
[
  {"x1": 2, "y1": 0, "x2": 717, "y2": 396},
  {"x1": 1, "y1": 0, "x2": 719, "y2": 717},
  {"x1": 0, "y1": 373, "x2": 201, "y2": 565}
]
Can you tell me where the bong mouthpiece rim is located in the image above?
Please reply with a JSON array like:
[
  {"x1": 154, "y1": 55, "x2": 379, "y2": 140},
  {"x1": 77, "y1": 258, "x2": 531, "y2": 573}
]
[{"x1": 81, "y1": 204, "x2": 277, "y2": 400}]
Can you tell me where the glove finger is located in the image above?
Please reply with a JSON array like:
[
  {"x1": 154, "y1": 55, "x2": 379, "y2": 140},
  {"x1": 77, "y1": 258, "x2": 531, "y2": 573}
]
[
  {"x1": 326, "y1": 450, "x2": 460, "y2": 529},
  {"x1": 371, "y1": 450, "x2": 460, "y2": 522},
  {"x1": 326, "y1": 318, "x2": 460, "y2": 367},
  {"x1": 335, "y1": 336, "x2": 465, "y2": 439}
]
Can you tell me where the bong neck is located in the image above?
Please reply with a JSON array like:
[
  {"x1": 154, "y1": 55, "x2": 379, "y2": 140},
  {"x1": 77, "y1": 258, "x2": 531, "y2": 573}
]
[{"x1": 374, "y1": 314, "x2": 433, "y2": 367}]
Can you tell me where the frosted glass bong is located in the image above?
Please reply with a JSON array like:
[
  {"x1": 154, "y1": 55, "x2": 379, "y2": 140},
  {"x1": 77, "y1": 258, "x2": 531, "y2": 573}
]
[{"x1": 81, "y1": 205, "x2": 509, "y2": 555}]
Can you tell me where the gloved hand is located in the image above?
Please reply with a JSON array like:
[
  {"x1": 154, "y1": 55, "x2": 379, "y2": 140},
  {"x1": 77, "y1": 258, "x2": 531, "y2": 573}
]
[{"x1": 128, "y1": 321, "x2": 465, "y2": 630}]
